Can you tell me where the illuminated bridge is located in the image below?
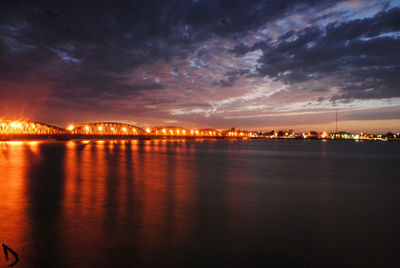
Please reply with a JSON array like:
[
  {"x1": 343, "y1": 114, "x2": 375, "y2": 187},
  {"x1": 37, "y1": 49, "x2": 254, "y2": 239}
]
[
  {"x1": 0, "y1": 119, "x2": 66, "y2": 138},
  {"x1": 150, "y1": 126, "x2": 190, "y2": 136},
  {"x1": 225, "y1": 130, "x2": 253, "y2": 137},
  {"x1": 198, "y1": 128, "x2": 222, "y2": 137},
  {"x1": 0, "y1": 119, "x2": 255, "y2": 140},
  {"x1": 67, "y1": 122, "x2": 146, "y2": 136},
  {"x1": 150, "y1": 126, "x2": 222, "y2": 137}
]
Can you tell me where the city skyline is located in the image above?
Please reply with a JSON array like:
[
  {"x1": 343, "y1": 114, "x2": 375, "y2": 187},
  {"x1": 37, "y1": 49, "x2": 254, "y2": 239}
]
[{"x1": 1, "y1": 0, "x2": 399, "y2": 132}]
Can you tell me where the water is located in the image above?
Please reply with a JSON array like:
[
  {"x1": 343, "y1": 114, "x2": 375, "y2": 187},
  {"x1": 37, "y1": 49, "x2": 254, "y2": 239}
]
[{"x1": 0, "y1": 139, "x2": 399, "y2": 267}]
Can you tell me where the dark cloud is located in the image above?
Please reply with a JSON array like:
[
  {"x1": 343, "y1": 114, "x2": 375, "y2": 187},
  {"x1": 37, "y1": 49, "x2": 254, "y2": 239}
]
[
  {"x1": 230, "y1": 40, "x2": 270, "y2": 56},
  {"x1": 246, "y1": 7, "x2": 400, "y2": 100},
  {"x1": 325, "y1": 7, "x2": 400, "y2": 40},
  {"x1": 0, "y1": 0, "x2": 341, "y2": 97},
  {"x1": 213, "y1": 69, "x2": 250, "y2": 87}
]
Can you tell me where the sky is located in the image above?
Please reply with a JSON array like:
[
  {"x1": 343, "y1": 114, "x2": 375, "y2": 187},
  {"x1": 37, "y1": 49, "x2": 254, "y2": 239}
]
[{"x1": 0, "y1": 0, "x2": 399, "y2": 132}]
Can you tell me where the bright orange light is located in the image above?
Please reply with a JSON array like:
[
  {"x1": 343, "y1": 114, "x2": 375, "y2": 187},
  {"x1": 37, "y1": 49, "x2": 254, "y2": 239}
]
[
  {"x1": 10, "y1": 122, "x2": 16, "y2": 127},
  {"x1": 209, "y1": 131, "x2": 212, "y2": 135},
  {"x1": 98, "y1": 126, "x2": 102, "y2": 131},
  {"x1": 6, "y1": 141, "x2": 23, "y2": 145},
  {"x1": 146, "y1": 128, "x2": 150, "y2": 133},
  {"x1": 240, "y1": 132, "x2": 243, "y2": 136},
  {"x1": 17, "y1": 123, "x2": 22, "y2": 128},
  {"x1": 85, "y1": 125, "x2": 89, "y2": 131},
  {"x1": 177, "y1": 129, "x2": 180, "y2": 134},
  {"x1": 122, "y1": 127, "x2": 127, "y2": 132},
  {"x1": 68, "y1": 125, "x2": 74, "y2": 131},
  {"x1": 111, "y1": 127, "x2": 114, "y2": 131},
  {"x1": 162, "y1": 128, "x2": 166, "y2": 134},
  {"x1": 195, "y1": 130, "x2": 199, "y2": 135},
  {"x1": 190, "y1": 130, "x2": 193, "y2": 134}
]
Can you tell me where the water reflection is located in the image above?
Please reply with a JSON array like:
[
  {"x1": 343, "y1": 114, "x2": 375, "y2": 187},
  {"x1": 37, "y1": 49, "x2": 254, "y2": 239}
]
[
  {"x1": 0, "y1": 140, "x2": 399, "y2": 267},
  {"x1": 0, "y1": 142, "x2": 29, "y2": 267},
  {"x1": 26, "y1": 142, "x2": 66, "y2": 267},
  {"x1": 60, "y1": 140, "x2": 200, "y2": 267}
]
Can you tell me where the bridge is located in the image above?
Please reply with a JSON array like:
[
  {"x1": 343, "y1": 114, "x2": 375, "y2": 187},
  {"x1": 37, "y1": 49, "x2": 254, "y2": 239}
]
[
  {"x1": 0, "y1": 119, "x2": 66, "y2": 138},
  {"x1": 225, "y1": 130, "x2": 253, "y2": 137},
  {"x1": 67, "y1": 122, "x2": 146, "y2": 136},
  {"x1": 150, "y1": 126, "x2": 222, "y2": 137},
  {"x1": 198, "y1": 128, "x2": 222, "y2": 137},
  {"x1": 150, "y1": 126, "x2": 190, "y2": 136},
  {"x1": 1, "y1": 119, "x2": 254, "y2": 140}
]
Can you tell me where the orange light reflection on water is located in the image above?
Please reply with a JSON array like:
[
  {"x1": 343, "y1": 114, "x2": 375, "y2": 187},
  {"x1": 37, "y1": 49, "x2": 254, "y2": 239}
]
[
  {"x1": 0, "y1": 141, "x2": 29, "y2": 264},
  {"x1": 0, "y1": 140, "x2": 203, "y2": 266},
  {"x1": 59, "y1": 140, "x2": 198, "y2": 265}
]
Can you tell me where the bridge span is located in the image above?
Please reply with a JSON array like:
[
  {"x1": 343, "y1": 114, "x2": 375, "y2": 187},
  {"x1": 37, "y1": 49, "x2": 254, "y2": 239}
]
[
  {"x1": 1, "y1": 119, "x2": 254, "y2": 140},
  {"x1": 149, "y1": 126, "x2": 223, "y2": 137},
  {"x1": 67, "y1": 122, "x2": 146, "y2": 136},
  {"x1": 0, "y1": 119, "x2": 66, "y2": 139}
]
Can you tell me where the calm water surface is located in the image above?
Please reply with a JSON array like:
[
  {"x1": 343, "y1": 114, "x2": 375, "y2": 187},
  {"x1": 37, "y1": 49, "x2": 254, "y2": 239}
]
[{"x1": 0, "y1": 139, "x2": 399, "y2": 267}]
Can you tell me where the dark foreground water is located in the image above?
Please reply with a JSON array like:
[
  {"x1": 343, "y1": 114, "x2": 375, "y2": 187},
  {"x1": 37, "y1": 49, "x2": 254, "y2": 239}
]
[{"x1": 0, "y1": 139, "x2": 399, "y2": 267}]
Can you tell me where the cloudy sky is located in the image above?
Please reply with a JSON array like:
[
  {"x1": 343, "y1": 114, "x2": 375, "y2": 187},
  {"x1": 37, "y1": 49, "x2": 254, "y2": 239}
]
[{"x1": 1, "y1": 0, "x2": 399, "y2": 132}]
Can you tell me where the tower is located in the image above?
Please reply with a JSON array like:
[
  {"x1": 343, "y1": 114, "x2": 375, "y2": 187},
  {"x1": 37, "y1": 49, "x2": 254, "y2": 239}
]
[{"x1": 335, "y1": 110, "x2": 338, "y2": 138}]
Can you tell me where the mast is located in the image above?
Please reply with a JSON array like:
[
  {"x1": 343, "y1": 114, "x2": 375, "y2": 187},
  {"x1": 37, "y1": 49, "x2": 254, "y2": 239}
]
[{"x1": 335, "y1": 110, "x2": 338, "y2": 138}]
